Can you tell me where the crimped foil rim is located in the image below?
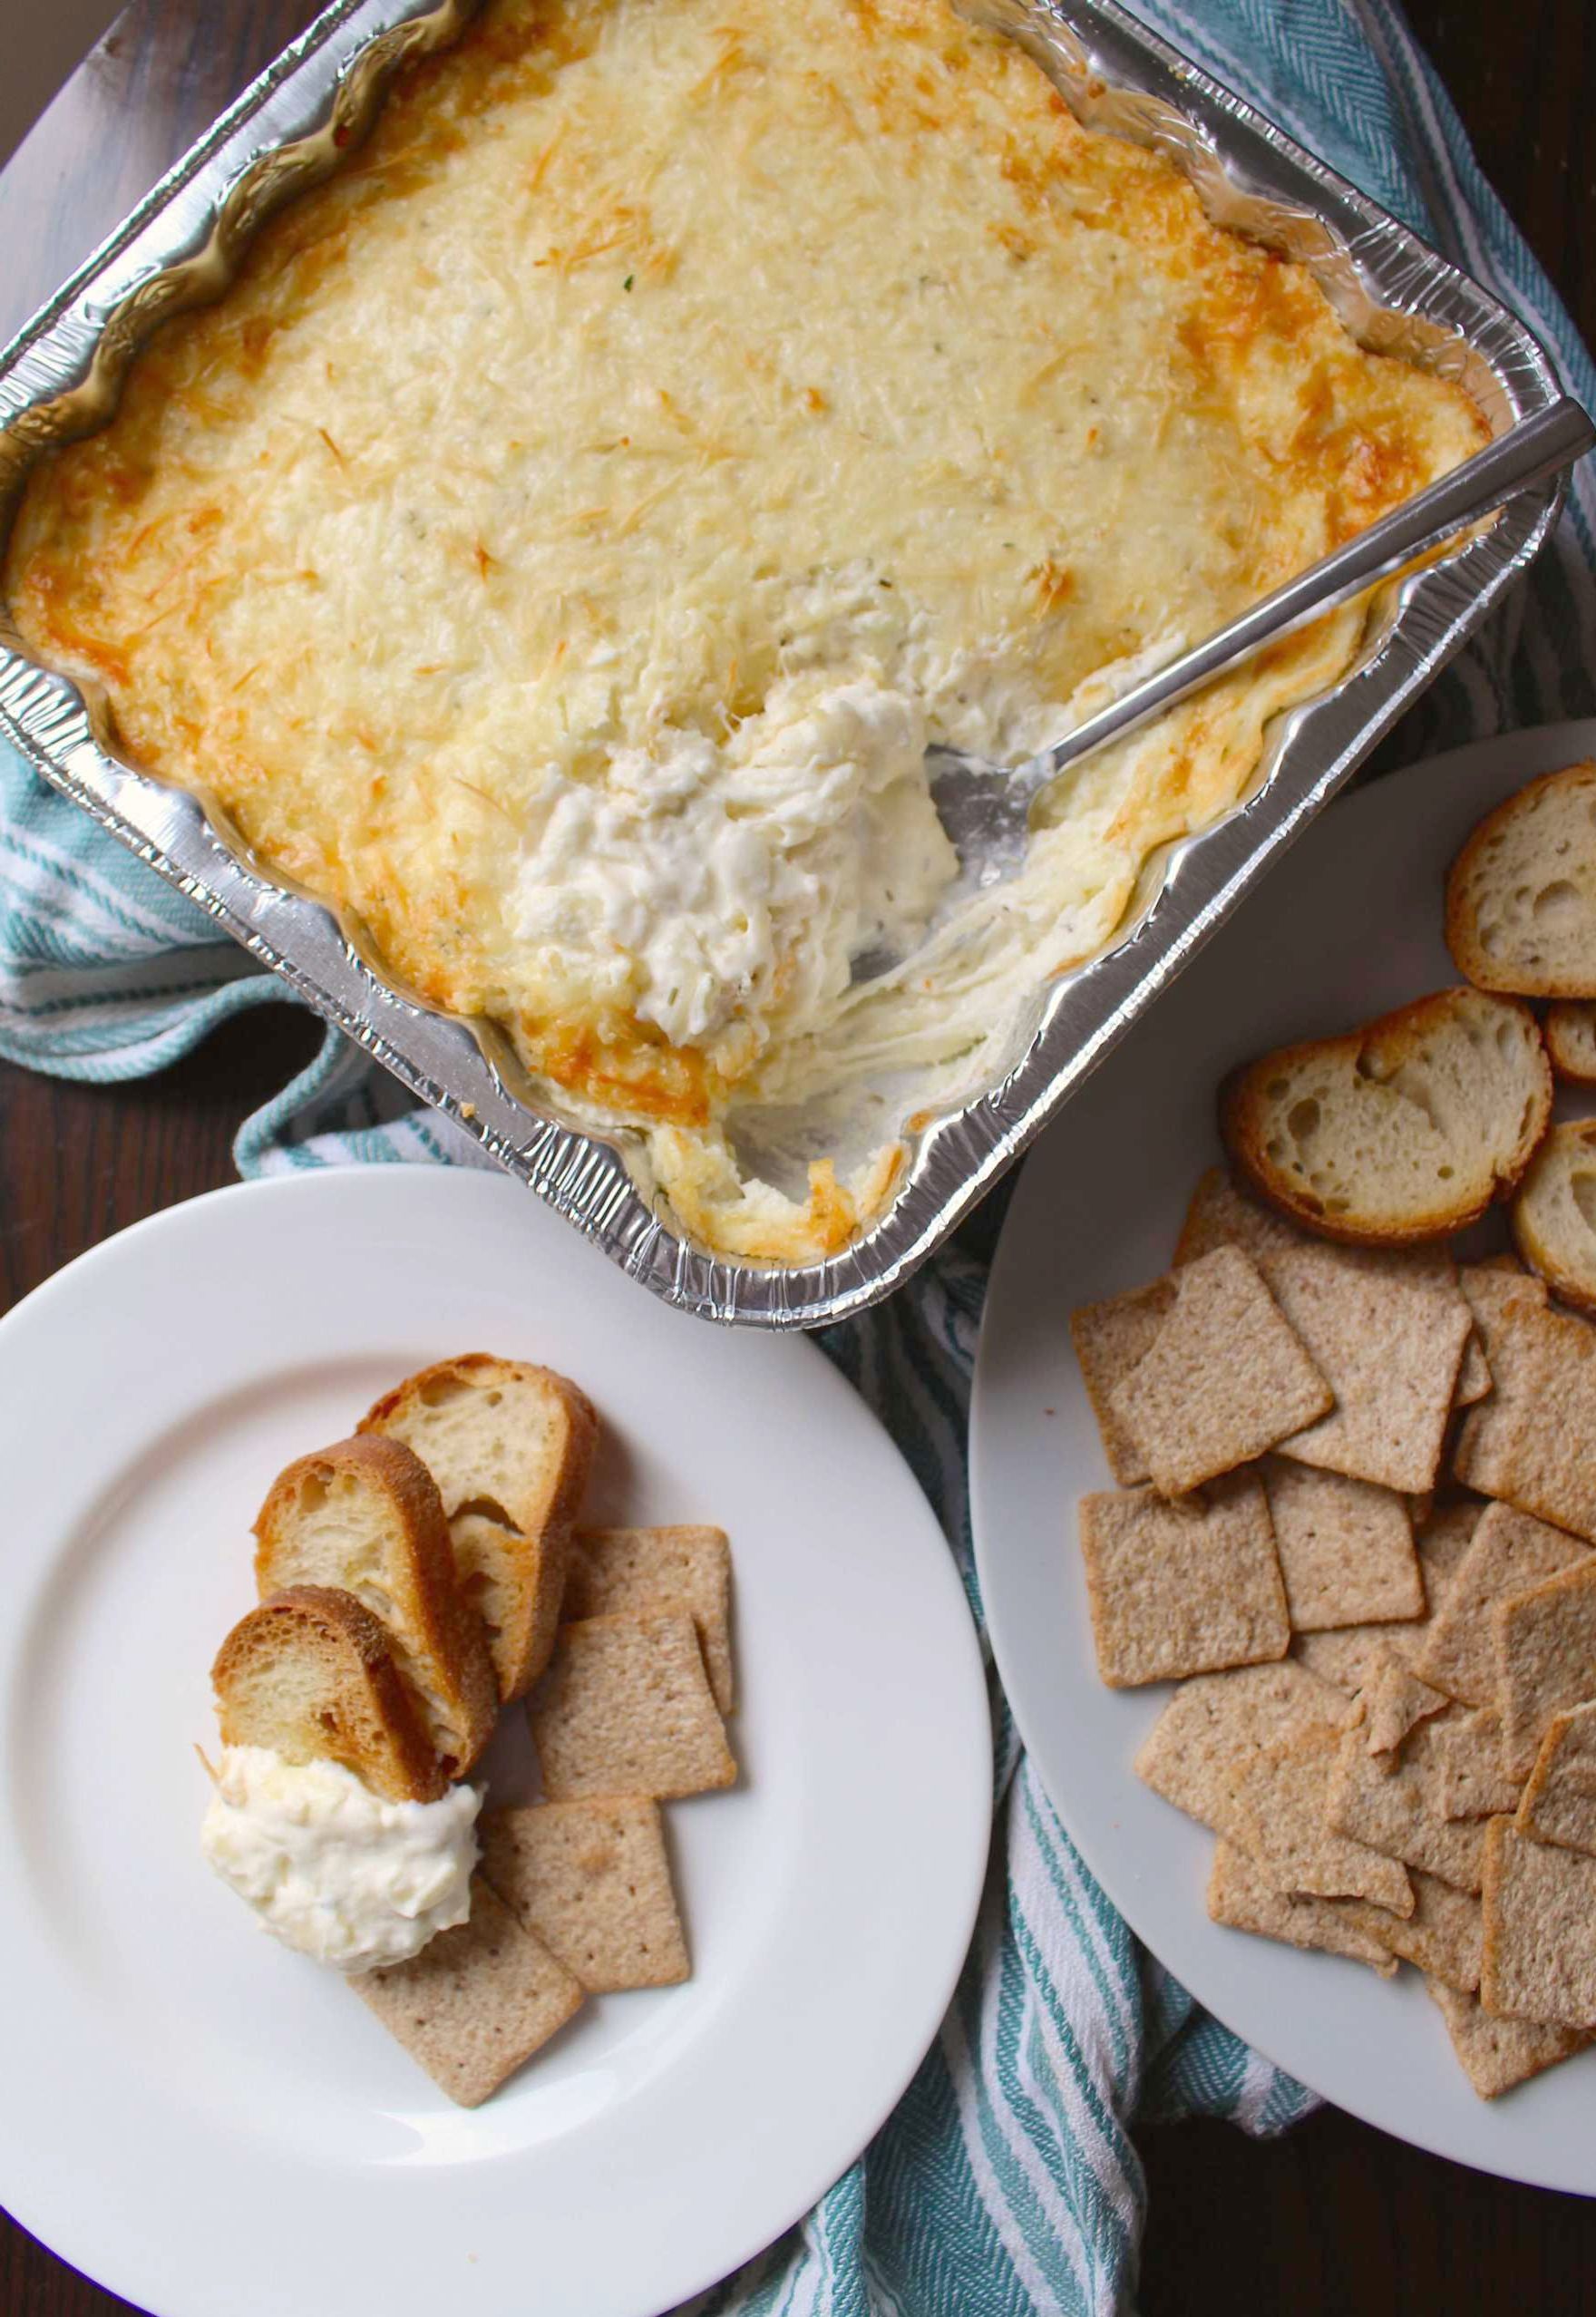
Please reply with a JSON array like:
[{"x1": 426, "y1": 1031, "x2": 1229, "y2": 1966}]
[{"x1": 0, "y1": 0, "x2": 1567, "y2": 1326}]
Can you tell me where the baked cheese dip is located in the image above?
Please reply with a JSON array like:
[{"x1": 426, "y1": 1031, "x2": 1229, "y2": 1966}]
[{"x1": 6, "y1": 0, "x2": 1486, "y2": 1261}]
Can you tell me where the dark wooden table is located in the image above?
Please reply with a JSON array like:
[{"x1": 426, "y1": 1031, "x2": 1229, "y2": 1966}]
[{"x1": 0, "y1": 3, "x2": 1591, "y2": 2311}]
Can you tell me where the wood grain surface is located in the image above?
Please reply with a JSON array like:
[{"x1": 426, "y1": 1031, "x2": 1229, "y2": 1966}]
[{"x1": 0, "y1": 0, "x2": 1591, "y2": 2309}]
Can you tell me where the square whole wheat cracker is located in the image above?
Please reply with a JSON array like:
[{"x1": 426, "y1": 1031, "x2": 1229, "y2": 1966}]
[
  {"x1": 482, "y1": 1797, "x2": 688, "y2": 1992},
  {"x1": 1428, "y1": 1707, "x2": 1523, "y2": 1821},
  {"x1": 354, "y1": 1879, "x2": 585, "y2": 2108},
  {"x1": 1449, "y1": 1266, "x2": 1550, "y2": 1485},
  {"x1": 1455, "y1": 1296, "x2": 1596, "y2": 1543},
  {"x1": 1361, "y1": 1648, "x2": 1450, "y2": 1757},
  {"x1": 1455, "y1": 1332, "x2": 1494, "y2": 1408},
  {"x1": 1411, "y1": 1502, "x2": 1589, "y2": 1709},
  {"x1": 1287, "y1": 1504, "x2": 1482, "y2": 1699},
  {"x1": 1339, "y1": 1869, "x2": 1484, "y2": 1991},
  {"x1": 1070, "y1": 1278, "x2": 1175, "y2": 1486},
  {"x1": 1481, "y1": 1818, "x2": 1596, "y2": 2029},
  {"x1": 1293, "y1": 1624, "x2": 1418, "y2": 1698},
  {"x1": 1451, "y1": 1257, "x2": 1543, "y2": 1401},
  {"x1": 1260, "y1": 1458, "x2": 1423, "y2": 1632},
  {"x1": 1326, "y1": 1718, "x2": 1487, "y2": 1893},
  {"x1": 1174, "y1": 1167, "x2": 1303, "y2": 1270},
  {"x1": 1134, "y1": 1660, "x2": 1356, "y2": 1845},
  {"x1": 1458, "y1": 1260, "x2": 1548, "y2": 1337},
  {"x1": 1515, "y1": 1700, "x2": 1596, "y2": 1856},
  {"x1": 1427, "y1": 1976, "x2": 1589, "y2": 2099},
  {"x1": 1077, "y1": 1471, "x2": 1288, "y2": 1687},
  {"x1": 1415, "y1": 1500, "x2": 1485, "y2": 1610},
  {"x1": 566, "y1": 1525, "x2": 734, "y2": 1716},
  {"x1": 1179, "y1": 1168, "x2": 1489, "y2": 1416},
  {"x1": 1106, "y1": 1246, "x2": 1331, "y2": 1496},
  {"x1": 1264, "y1": 1240, "x2": 1472, "y2": 1494},
  {"x1": 1494, "y1": 1557, "x2": 1596, "y2": 1777},
  {"x1": 1206, "y1": 1840, "x2": 1396, "y2": 1974},
  {"x1": 530, "y1": 1611, "x2": 737, "y2": 1802},
  {"x1": 1225, "y1": 1732, "x2": 1414, "y2": 1911}
]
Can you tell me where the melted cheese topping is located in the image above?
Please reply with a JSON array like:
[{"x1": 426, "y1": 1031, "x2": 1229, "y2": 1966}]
[{"x1": 7, "y1": 0, "x2": 1486, "y2": 1261}]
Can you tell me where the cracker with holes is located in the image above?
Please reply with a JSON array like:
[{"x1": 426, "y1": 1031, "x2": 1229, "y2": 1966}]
[
  {"x1": 1287, "y1": 1505, "x2": 1474, "y2": 1699},
  {"x1": 1427, "y1": 1978, "x2": 1590, "y2": 2099},
  {"x1": 530, "y1": 1611, "x2": 736, "y2": 1801},
  {"x1": 1413, "y1": 1502, "x2": 1588, "y2": 1708},
  {"x1": 1481, "y1": 1819, "x2": 1596, "y2": 2029},
  {"x1": 1293, "y1": 1623, "x2": 1420, "y2": 1698},
  {"x1": 1494, "y1": 1557, "x2": 1596, "y2": 1777},
  {"x1": 1070, "y1": 1278, "x2": 1176, "y2": 1486},
  {"x1": 1326, "y1": 1718, "x2": 1486, "y2": 1893},
  {"x1": 1226, "y1": 1733, "x2": 1414, "y2": 1911},
  {"x1": 354, "y1": 1879, "x2": 586, "y2": 2108},
  {"x1": 482, "y1": 1798, "x2": 688, "y2": 1992},
  {"x1": 1179, "y1": 1169, "x2": 1494, "y2": 1416},
  {"x1": 1416, "y1": 1501, "x2": 1485, "y2": 1610},
  {"x1": 1515, "y1": 1701, "x2": 1596, "y2": 1856},
  {"x1": 1427, "y1": 1708, "x2": 1523, "y2": 1822},
  {"x1": 1206, "y1": 1842, "x2": 1396, "y2": 1974},
  {"x1": 1360, "y1": 1649, "x2": 1449, "y2": 1758},
  {"x1": 1454, "y1": 1298, "x2": 1596, "y2": 1543},
  {"x1": 1340, "y1": 1869, "x2": 1484, "y2": 1991},
  {"x1": 1262, "y1": 1240, "x2": 1473, "y2": 1494},
  {"x1": 1174, "y1": 1167, "x2": 1304, "y2": 1270},
  {"x1": 567, "y1": 1525, "x2": 735, "y2": 1716},
  {"x1": 1260, "y1": 1458, "x2": 1423, "y2": 1631},
  {"x1": 1134, "y1": 1661, "x2": 1355, "y2": 1844},
  {"x1": 1078, "y1": 1472, "x2": 1289, "y2": 1687},
  {"x1": 1105, "y1": 1247, "x2": 1331, "y2": 1496}
]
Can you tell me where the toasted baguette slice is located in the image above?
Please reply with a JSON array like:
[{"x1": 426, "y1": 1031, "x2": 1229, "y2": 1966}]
[
  {"x1": 1445, "y1": 762, "x2": 1596, "y2": 998},
  {"x1": 254, "y1": 1436, "x2": 497, "y2": 1779},
  {"x1": 212, "y1": 1585, "x2": 446, "y2": 1804},
  {"x1": 1545, "y1": 1002, "x2": 1596, "y2": 1086},
  {"x1": 360, "y1": 1356, "x2": 597, "y2": 1702},
  {"x1": 1221, "y1": 988, "x2": 1551, "y2": 1244},
  {"x1": 1511, "y1": 1119, "x2": 1596, "y2": 1316}
]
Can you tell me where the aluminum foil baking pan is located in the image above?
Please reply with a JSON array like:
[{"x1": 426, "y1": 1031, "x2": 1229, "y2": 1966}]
[{"x1": 0, "y1": 0, "x2": 1571, "y2": 1326}]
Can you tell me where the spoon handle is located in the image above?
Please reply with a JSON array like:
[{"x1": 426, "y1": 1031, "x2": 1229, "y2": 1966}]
[{"x1": 1025, "y1": 393, "x2": 1594, "y2": 794}]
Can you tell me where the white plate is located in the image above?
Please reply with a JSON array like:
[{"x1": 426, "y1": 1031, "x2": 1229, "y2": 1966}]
[
  {"x1": 0, "y1": 1165, "x2": 990, "y2": 2317},
  {"x1": 972, "y1": 719, "x2": 1596, "y2": 2195}
]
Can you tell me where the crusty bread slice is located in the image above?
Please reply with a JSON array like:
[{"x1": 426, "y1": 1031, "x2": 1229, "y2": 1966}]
[
  {"x1": 211, "y1": 1585, "x2": 446, "y2": 1804},
  {"x1": 360, "y1": 1355, "x2": 597, "y2": 1702},
  {"x1": 255, "y1": 1436, "x2": 497, "y2": 1779},
  {"x1": 1511, "y1": 1119, "x2": 1596, "y2": 1316},
  {"x1": 1221, "y1": 988, "x2": 1551, "y2": 1244},
  {"x1": 1445, "y1": 762, "x2": 1596, "y2": 998},
  {"x1": 1545, "y1": 1002, "x2": 1596, "y2": 1086}
]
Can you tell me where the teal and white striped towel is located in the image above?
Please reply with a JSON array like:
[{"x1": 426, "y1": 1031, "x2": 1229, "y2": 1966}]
[{"x1": 3, "y1": 3, "x2": 1593, "y2": 2308}]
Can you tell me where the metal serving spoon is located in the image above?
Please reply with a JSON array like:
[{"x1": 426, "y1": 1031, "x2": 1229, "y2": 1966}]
[{"x1": 900, "y1": 394, "x2": 1594, "y2": 923}]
